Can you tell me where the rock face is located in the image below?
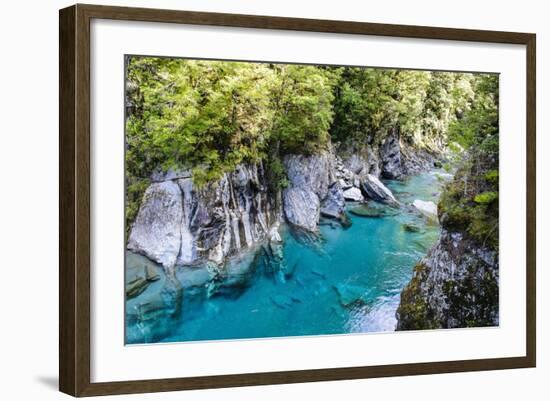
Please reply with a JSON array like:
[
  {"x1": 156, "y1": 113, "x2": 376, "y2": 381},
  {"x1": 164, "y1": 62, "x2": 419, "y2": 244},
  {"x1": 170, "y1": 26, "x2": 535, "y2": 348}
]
[
  {"x1": 150, "y1": 168, "x2": 192, "y2": 183},
  {"x1": 402, "y1": 148, "x2": 437, "y2": 175},
  {"x1": 128, "y1": 139, "x2": 436, "y2": 267},
  {"x1": 361, "y1": 174, "x2": 399, "y2": 206},
  {"x1": 412, "y1": 199, "x2": 438, "y2": 219},
  {"x1": 284, "y1": 153, "x2": 333, "y2": 200},
  {"x1": 396, "y1": 230, "x2": 499, "y2": 330},
  {"x1": 340, "y1": 147, "x2": 381, "y2": 179},
  {"x1": 283, "y1": 152, "x2": 345, "y2": 230},
  {"x1": 128, "y1": 163, "x2": 280, "y2": 269},
  {"x1": 127, "y1": 181, "x2": 184, "y2": 268},
  {"x1": 380, "y1": 128, "x2": 403, "y2": 179},
  {"x1": 378, "y1": 128, "x2": 438, "y2": 179},
  {"x1": 283, "y1": 187, "x2": 320, "y2": 231},
  {"x1": 320, "y1": 182, "x2": 346, "y2": 219}
]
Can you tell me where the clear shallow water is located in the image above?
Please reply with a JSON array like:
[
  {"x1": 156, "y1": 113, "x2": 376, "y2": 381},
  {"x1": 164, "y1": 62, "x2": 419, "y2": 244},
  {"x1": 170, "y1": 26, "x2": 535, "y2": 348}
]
[{"x1": 126, "y1": 171, "x2": 448, "y2": 344}]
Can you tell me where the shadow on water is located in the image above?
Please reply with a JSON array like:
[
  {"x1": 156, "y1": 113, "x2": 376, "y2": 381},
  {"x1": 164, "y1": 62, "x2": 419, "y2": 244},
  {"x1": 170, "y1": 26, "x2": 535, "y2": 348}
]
[{"x1": 126, "y1": 170, "x2": 449, "y2": 344}]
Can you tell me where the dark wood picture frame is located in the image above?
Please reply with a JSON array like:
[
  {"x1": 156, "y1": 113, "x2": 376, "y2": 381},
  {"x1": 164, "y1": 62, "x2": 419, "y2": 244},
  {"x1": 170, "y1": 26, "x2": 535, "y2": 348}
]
[{"x1": 59, "y1": 3, "x2": 536, "y2": 397}]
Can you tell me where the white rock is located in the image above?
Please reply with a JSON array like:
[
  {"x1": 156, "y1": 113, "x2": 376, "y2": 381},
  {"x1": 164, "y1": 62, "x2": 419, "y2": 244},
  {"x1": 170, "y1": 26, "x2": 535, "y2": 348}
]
[
  {"x1": 413, "y1": 199, "x2": 438, "y2": 218},
  {"x1": 127, "y1": 181, "x2": 183, "y2": 268},
  {"x1": 284, "y1": 152, "x2": 333, "y2": 199},
  {"x1": 338, "y1": 178, "x2": 352, "y2": 190},
  {"x1": 282, "y1": 187, "x2": 320, "y2": 231},
  {"x1": 362, "y1": 174, "x2": 399, "y2": 205},
  {"x1": 343, "y1": 187, "x2": 364, "y2": 202}
]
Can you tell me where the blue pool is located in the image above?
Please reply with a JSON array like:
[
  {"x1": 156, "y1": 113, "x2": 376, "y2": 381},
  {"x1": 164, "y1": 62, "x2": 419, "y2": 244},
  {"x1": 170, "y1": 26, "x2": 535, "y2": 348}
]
[{"x1": 126, "y1": 171, "x2": 448, "y2": 344}]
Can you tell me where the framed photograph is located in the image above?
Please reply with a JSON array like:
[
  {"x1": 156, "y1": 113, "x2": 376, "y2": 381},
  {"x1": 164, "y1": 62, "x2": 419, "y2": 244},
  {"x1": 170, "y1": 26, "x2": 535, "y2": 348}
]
[{"x1": 59, "y1": 4, "x2": 536, "y2": 397}]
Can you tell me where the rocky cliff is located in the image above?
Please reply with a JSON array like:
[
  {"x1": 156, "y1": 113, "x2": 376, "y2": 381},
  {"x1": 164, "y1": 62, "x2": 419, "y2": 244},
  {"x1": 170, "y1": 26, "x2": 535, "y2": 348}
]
[
  {"x1": 396, "y1": 230, "x2": 499, "y2": 329},
  {"x1": 128, "y1": 163, "x2": 280, "y2": 270},
  {"x1": 338, "y1": 128, "x2": 439, "y2": 182},
  {"x1": 282, "y1": 151, "x2": 346, "y2": 231},
  {"x1": 127, "y1": 137, "x2": 436, "y2": 269},
  {"x1": 396, "y1": 147, "x2": 499, "y2": 330}
]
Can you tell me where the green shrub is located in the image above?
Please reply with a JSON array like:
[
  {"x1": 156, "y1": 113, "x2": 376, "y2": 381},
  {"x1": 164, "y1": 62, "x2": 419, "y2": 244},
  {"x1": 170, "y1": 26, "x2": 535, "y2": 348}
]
[
  {"x1": 474, "y1": 191, "x2": 498, "y2": 205},
  {"x1": 484, "y1": 170, "x2": 499, "y2": 184}
]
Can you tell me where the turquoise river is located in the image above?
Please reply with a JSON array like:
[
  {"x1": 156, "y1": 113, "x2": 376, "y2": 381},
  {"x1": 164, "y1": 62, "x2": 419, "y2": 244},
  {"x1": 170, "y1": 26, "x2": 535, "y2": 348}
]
[{"x1": 126, "y1": 171, "x2": 448, "y2": 344}]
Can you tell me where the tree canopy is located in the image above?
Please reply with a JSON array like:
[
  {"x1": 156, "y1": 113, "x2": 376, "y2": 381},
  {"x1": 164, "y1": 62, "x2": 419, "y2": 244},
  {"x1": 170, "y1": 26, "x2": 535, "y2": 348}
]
[{"x1": 125, "y1": 56, "x2": 499, "y2": 229}]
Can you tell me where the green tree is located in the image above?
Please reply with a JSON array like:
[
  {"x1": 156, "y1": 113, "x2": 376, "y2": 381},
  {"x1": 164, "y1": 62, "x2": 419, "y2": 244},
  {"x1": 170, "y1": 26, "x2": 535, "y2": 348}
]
[{"x1": 269, "y1": 64, "x2": 336, "y2": 155}]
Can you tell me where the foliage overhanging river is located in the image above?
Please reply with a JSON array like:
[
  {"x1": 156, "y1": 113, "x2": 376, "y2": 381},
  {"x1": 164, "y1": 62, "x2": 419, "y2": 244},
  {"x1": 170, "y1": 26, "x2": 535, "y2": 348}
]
[{"x1": 126, "y1": 170, "x2": 449, "y2": 344}]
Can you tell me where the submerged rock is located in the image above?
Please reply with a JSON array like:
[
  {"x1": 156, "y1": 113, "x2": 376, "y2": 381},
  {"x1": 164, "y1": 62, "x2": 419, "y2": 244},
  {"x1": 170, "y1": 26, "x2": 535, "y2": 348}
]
[
  {"x1": 311, "y1": 268, "x2": 326, "y2": 279},
  {"x1": 348, "y1": 204, "x2": 399, "y2": 218},
  {"x1": 145, "y1": 265, "x2": 160, "y2": 282},
  {"x1": 412, "y1": 199, "x2": 438, "y2": 219},
  {"x1": 361, "y1": 174, "x2": 399, "y2": 206},
  {"x1": 126, "y1": 266, "x2": 183, "y2": 343},
  {"x1": 126, "y1": 276, "x2": 149, "y2": 299},
  {"x1": 402, "y1": 223, "x2": 422, "y2": 233},
  {"x1": 338, "y1": 213, "x2": 353, "y2": 229},
  {"x1": 271, "y1": 294, "x2": 300, "y2": 309},
  {"x1": 334, "y1": 283, "x2": 370, "y2": 307},
  {"x1": 262, "y1": 224, "x2": 288, "y2": 277}
]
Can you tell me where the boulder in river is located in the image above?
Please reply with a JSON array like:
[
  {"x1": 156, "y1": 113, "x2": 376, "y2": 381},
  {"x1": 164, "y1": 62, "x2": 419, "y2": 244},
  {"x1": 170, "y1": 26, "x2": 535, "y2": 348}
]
[
  {"x1": 283, "y1": 187, "x2": 320, "y2": 231},
  {"x1": 361, "y1": 174, "x2": 399, "y2": 206},
  {"x1": 334, "y1": 283, "x2": 370, "y2": 307},
  {"x1": 348, "y1": 204, "x2": 399, "y2": 218},
  {"x1": 320, "y1": 182, "x2": 346, "y2": 219},
  {"x1": 343, "y1": 187, "x2": 364, "y2": 202},
  {"x1": 412, "y1": 199, "x2": 438, "y2": 219},
  {"x1": 283, "y1": 152, "x2": 336, "y2": 231}
]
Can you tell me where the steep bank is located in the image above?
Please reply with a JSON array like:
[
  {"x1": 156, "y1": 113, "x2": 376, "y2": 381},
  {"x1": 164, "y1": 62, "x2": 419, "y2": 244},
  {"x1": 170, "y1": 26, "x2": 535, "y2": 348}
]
[
  {"x1": 395, "y1": 230, "x2": 498, "y2": 329},
  {"x1": 396, "y1": 147, "x2": 499, "y2": 329},
  {"x1": 127, "y1": 137, "x2": 433, "y2": 268},
  {"x1": 128, "y1": 163, "x2": 281, "y2": 270},
  {"x1": 337, "y1": 128, "x2": 440, "y2": 183}
]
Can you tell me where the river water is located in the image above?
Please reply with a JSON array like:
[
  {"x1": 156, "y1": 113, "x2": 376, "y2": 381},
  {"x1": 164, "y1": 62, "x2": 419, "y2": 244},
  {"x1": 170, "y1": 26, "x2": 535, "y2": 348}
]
[{"x1": 126, "y1": 171, "x2": 448, "y2": 344}]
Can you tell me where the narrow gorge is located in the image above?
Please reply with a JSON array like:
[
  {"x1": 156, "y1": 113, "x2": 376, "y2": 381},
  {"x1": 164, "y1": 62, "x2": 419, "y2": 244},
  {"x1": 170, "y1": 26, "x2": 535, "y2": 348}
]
[{"x1": 124, "y1": 57, "x2": 499, "y2": 343}]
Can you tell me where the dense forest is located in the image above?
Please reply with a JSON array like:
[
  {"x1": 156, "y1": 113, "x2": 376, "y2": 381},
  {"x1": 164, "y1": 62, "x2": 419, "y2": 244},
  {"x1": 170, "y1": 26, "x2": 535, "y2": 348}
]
[{"x1": 125, "y1": 57, "x2": 497, "y2": 233}]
